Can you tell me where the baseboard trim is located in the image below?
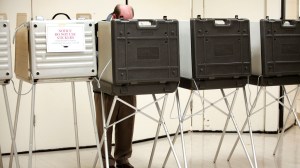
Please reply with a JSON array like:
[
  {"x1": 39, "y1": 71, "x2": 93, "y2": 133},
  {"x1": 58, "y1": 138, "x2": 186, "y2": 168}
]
[{"x1": 2, "y1": 125, "x2": 295, "y2": 156}]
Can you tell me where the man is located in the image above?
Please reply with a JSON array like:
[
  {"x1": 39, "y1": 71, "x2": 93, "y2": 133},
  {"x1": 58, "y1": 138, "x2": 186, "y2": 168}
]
[{"x1": 93, "y1": 4, "x2": 136, "y2": 168}]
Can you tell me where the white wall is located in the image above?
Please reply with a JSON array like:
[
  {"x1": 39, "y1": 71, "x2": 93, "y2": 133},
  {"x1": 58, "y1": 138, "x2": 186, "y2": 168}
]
[
  {"x1": 286, "y1": 0, "x2": 299, "y2": 19},
  {"x1": 0, "y1": 0, "x2": 299, "y2": 154}
]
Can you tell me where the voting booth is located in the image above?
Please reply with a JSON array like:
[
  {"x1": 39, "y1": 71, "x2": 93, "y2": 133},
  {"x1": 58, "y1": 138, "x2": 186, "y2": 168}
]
[
  {"x1": 162, "y1": 16, "x2": 257, "y2": 168},
  {"x1": 15, "y1": 14, "x2": 97, "y2": 82},
  {"x1": 179, "y1": 16, "x2": 251, "y2": 90},
  {"x1": 96, "y1": 18, "x2": 180, "y2": 95},
  {"x1": 0, "y1": 13, "x2": 20, "y2": 168},
  {"x1": 13, "y1": 13, "x2": 102, "y2": 168},
  {"x1": 0, "y1": 15, "x2": 12, "y2": 82},
  {"x1": 250, "y1": 18, "x2": 300, "y2": 85},
  {"x1": 94, "y1": 18, "x2": 183, "y2": 168},
  {"x1": 180, "y1": 16, "x2": 251, "y2": 80},
  {"x1": 246, "y1": 18, "x2": 300, "y2": 158},
  {"x1": 252, "y1": 19, "x2": 300, "y2": 77}
]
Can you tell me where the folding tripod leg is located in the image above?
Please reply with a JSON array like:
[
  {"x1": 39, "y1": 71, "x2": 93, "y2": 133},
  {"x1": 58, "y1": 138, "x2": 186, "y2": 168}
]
[
  {"x1": 242, "y1": 87, "x2": 258, "y2": 168},
  {"x1": 227, "y1": 87, "x2": 263, "y2": 161},
  {"x1": 28, "y1": 84, "x2": 36, "y2": 168},
  {"x1": 92, "y1": 135, "x2": 104, "y2": 168},
  {"x1": 149, "y1": 92, "x2": 188, "y2": 168},
  {"x1": 101, "y1": 94, "x2": 118, "y2": 168},
  {"x1": 214, "y1": 88, "x2": 255, "y2": 168},
  {"x1": 87, "y1": 82, "x2": 105, "y2": 168},
  {"x1": 223, "y1": 89, "x2": 254, "y2": 168},
  {"x1": 273, "y1": 85, "x2": 300, "y2": 155},
  {"x1": 162, "y1": 91, "x2": 194, "y2": 168},
  {"x1": 175, "y1": 90, "x2": 188, "y2": 168},
  {"x1": 283, "y1": 85, "x2": 300, "y2": 127},
  {"x1": 148, "y1": 94, "x2": 164, "y2": 168},
  {"x1": 8, "y1": 80, "x2": 23, "y2": 168},
  {"x1": 213, "y1": 107, "x2": 232, "y2": 163},
  {"x1": 155, "y1": 94, "x2": 182, "y2": 168},
  {"x1": 9, "y1": 81, "x2": 23, "y2": 168},
  {"x1": 3, "y1": 85, "x2": 20, "y2": 168},
  {"x1": 213, "y1": 89, "x2": 238, "y2": 163},
  {"x1": 71, "y1": 82, "x2": 81, "y2": 168}
]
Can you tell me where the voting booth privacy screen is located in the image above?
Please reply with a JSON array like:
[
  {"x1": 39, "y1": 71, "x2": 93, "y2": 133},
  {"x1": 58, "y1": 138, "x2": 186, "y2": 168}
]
[
  {"x1": 180, "y1": 17, "x2": 251, "y2": 80},
  {"x1": 96, "y1": 19, "x2": 180, "y2": 95},
  {"x1": 0, "y1": 20, "x2": 12, "y2": 81},
  {"x1": 15, "y1": 18, "x2": 97, "y2": 82},
  {"x1": 98, "y1": 19, "x2": 180, "y2": 85},
  {"x1": 251, "y1": 19, "x2": 300, "y2": 77},
  {"x1": 260, "y1": 19, "x2": 300, "y2": 77}
]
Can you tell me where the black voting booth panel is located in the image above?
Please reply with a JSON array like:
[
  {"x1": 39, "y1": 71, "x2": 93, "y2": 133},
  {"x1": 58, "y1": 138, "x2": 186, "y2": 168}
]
[
  {"x1": 260, "y1": 19, "x2": 300, "y2": 77},
  {"x1": 96, "y1": 19, "x2": 180, "y2": 95},
  {"x1": 190, "y1": 17, "x2": 251, "y2": 79},
  {"x1": 180, "y1": 17, "x2": 251, "y2": 90}
]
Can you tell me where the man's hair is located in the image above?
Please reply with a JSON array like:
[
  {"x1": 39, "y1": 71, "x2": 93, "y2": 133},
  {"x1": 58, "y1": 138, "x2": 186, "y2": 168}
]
[{"x1": 113, "y1": 4, "x2": 134, "y2": 18}]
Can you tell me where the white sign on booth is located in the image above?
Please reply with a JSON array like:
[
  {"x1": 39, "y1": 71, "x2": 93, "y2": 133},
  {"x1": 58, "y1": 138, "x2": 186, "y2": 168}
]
[{"x1": 46, "y1": 23, "x2": 85, "y2": 52}]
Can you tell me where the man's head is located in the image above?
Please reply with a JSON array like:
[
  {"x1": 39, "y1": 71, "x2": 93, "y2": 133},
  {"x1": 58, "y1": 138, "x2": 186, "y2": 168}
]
[{"x1": 112, "y1": 4, "x2": 134, "y2": 19}]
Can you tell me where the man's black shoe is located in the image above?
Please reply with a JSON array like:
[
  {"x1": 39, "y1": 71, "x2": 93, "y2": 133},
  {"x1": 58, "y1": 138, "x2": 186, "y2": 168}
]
[{"x1": 116, "y1": 163, "x2": 134, "y2": 168}]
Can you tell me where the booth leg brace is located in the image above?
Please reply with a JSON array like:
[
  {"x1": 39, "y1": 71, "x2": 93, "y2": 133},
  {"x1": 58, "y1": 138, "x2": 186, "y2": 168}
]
[
  {"x1": 163, "y1": 87, "x2": 257, "y2": 168},
  {"x1": 148, "y1": 93, "x2": 187, "y2": 168},
  {"x1": 273, "y1": 85, "x2": 300, "y2": 155},
  {"x1": 150, "y1": 91, "x2": 188, "y2": 168},
  {"x1": 94, "y1": 93, "x2": 182, "y2": 168},
  {"x1": 228, "y1": 85, "x2": 300, "y2": 165},
  {"x1": 162, "y1": 90, "x2": 194, "y2": 168},
  {"x1": 219, "y1": 87, "x2": 259, "y2": 168},
  {"x1": 212, "y1": 88, "x2": 256, "y2": 168}
]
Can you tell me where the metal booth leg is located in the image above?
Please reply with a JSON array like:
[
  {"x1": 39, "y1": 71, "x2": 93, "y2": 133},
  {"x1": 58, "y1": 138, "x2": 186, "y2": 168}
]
[
  {"x1": 242, "y1": 86, "x2": 258, "y2": 168},
  {"x1": 148, "y1": 91, "x2": 188, "y2": 168},
  {"x1": 94, "y1": 93, "x2": 182, "y2": 168},
  {"x1": 273, "y1": 85, "x2": 300, "y2": 155},
  {"x1": 284, "y1": 85, "x2": 300, "y2": 127},
  {"x1": 92, "y1": 134, "x2": 105, "y2": 168},
  {"x1": 213, "y1": 89, "x2": 235, "y2": 163},
  {"x1": 9, "y1": 81, "x2": 23, "y2": 168},
  {"x1": 227, "y1": 86, "x2": 263, "y2": 162},
  {"x1": 92, "y1": 93, "x2": 118, "y2": 168},
  {"x1": 101, "y1": 93, "x2": 118, "y2": 168},
  {"x1": 147, "y1": 94, "x2": 164, "y2": 168},
  {"x1": 152, "y1": 94, "x2": 182, "y2": 168},
  {"x1": 86, "y1": 82, "x2": 106, "y2": 168},
  {"x1": 92, "y1": 128, "x2": 105, "y2": 168},
  {"x1": 71, "y1": 82, "x2": 81, "y2": 168},
  {"x1": 3, "y1": 84, "x2": 20, "y2": 168},
  {"x1": 214, "y1": 88, "x2": 255, "y2": 168},
  {"x1": 174, "y1": 90, "x2": 188, "y2": 168},
  {"x1": 28, "y1": 83, "x2": 36, "y2": 168},
  {"x1": 162, "y1": 91, "x2": 194, "y2": 168},
  {"x1": 222, "y1": 88, "x2": 254, "y2": 168}
]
